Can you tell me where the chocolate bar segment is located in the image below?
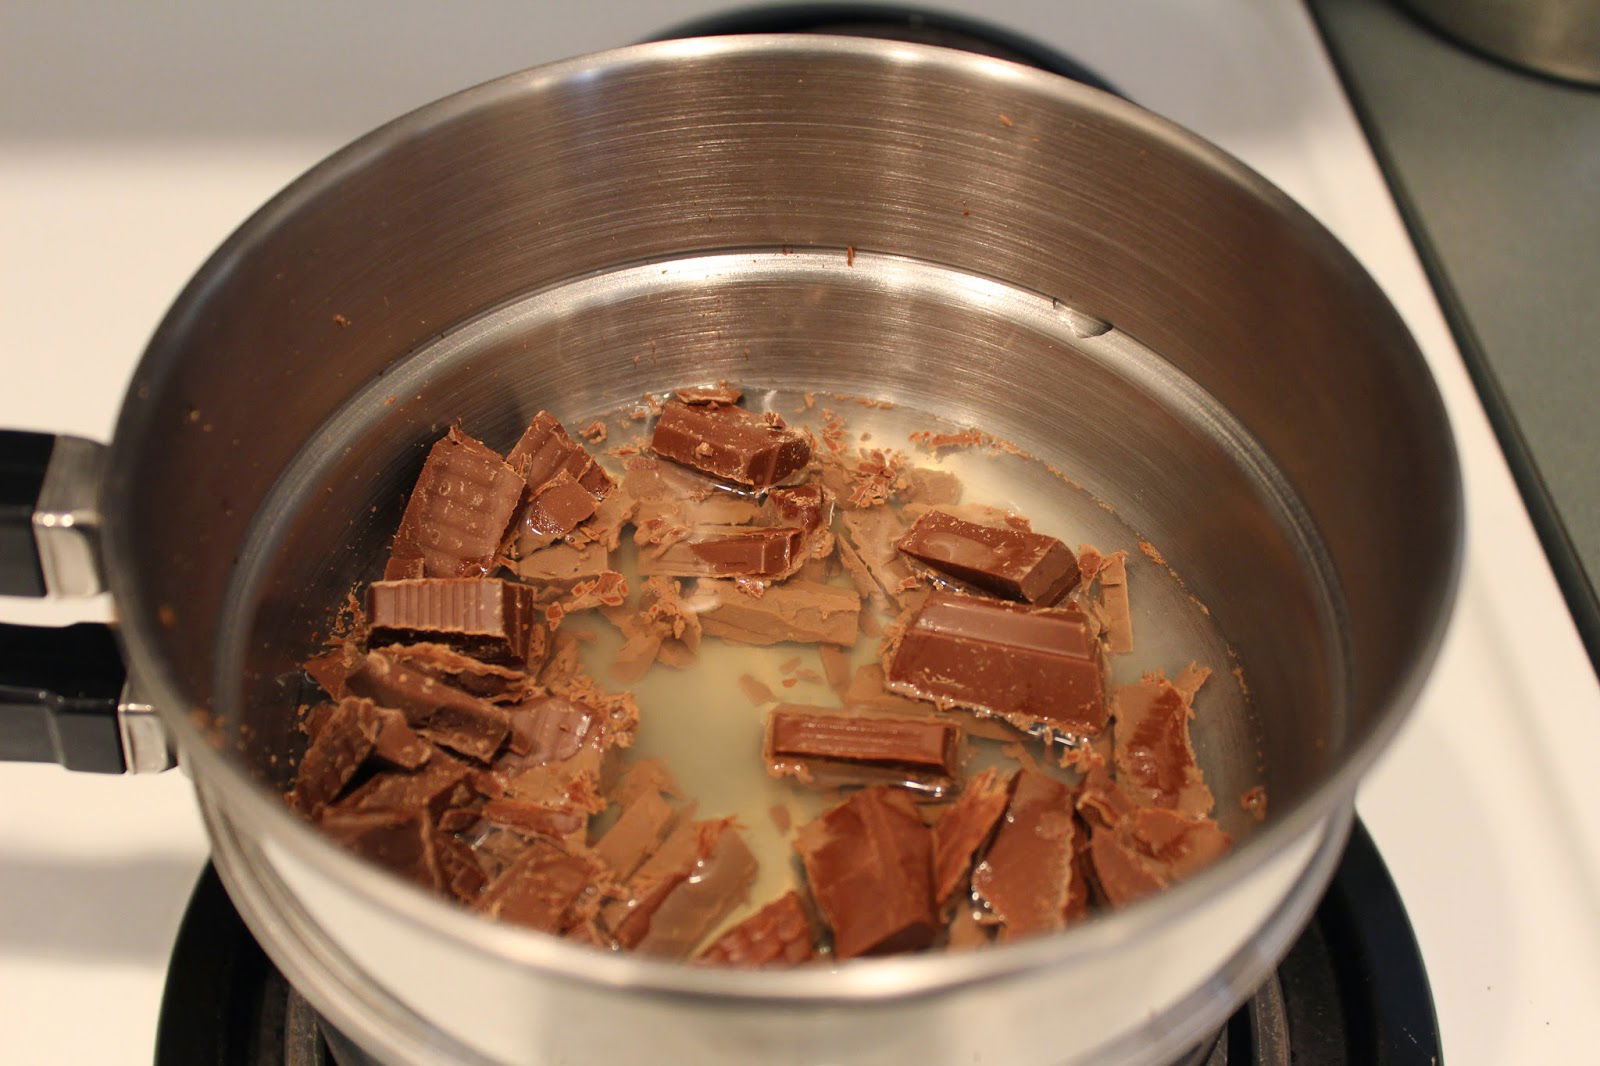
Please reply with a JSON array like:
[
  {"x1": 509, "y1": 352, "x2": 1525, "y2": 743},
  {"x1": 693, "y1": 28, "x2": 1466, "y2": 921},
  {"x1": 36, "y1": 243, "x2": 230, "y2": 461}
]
[
  {"x1": 475, "y1": 838, "x2": 599, "y2": 934},
  {"x1": 764, "y1": 707, "x2": 963, "y2": 795},
  {"x1": 368, "y1": 578, "x2": 544, "y2": 667},
  {"x1": 971, "y1": 768, "x2": 1077, "y2": 939},
  {"x1": 697, "y1": 890, "x2": 816, "y2": 966},
  {"x1": 673, "y1": 384, "x2": 743, "y2": 406},
  {"x1": 649, "y1": 401, "x2": 811, "y2": 488},
  {"x1": 318, "y1": 807, "x2": 441, "y2": 890},
  {"x1": 344, "y1": 648, "x2": 511, "y2": 762},
  {"x1": 506, "y1": 411, "x2": 613, "y2": 500},
  {"x1": 897, "y1": 509, "x2": 1079, "y2": 605},
  {"x1": 795, "y1": 786, "x2": 938, "y2": 959},
  {"x1": 524, "y1": 470, "x2": 601, "y2": 542},
  {"x1": 637, "y1": 525, "x2": 804, "y2": 580},
  {"x1": 1112, "y1": 669, "x2": 1214, "y2": 818},
  {"x1": 931, "y1": 768, "x2": 1014, "y2": 906},
  {"x1": 387, "y1": 427, "x2": 525, "y2": 579},
  {"x1": 884, "y1": 593, "x2": 1107, "y2": 736},
  {"x1": 290, "y1": 696, "x2": 382, "y2": 815}
]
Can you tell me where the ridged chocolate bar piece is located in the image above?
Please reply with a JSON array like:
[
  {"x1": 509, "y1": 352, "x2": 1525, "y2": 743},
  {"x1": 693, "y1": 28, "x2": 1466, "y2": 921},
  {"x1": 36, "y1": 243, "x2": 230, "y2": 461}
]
[
  {"x1": 885, "y1": 593, "x2": 1107, "y2": 736},
  {"x1": 896, "y1": 509, "x2": 1079, "y2": 605},
  {"x1": 368, "y1": 577, "x2": 544, "y2": 667},
  {"x1": 387, "y1": 427, "x2": 525, "y2": 579},
  {"x1": 795, "y1": 786, "x2": 937, "y2": 959},
  {"x1": 649, "y1": 401, "x2": 811, "y2": 488},
  {"x1": 763, "y1": 707, "x2": 963, "y2": 794}
]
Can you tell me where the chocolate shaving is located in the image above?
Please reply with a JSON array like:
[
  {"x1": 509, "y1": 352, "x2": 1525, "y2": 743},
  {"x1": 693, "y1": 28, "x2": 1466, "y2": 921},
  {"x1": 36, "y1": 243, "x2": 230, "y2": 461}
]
[
  {"x1": 689, "y1": 578, "x2": 860, "y2": 647},
  {"x1": 931, "y1": 768, "x2": 1015, "y2": 906}
]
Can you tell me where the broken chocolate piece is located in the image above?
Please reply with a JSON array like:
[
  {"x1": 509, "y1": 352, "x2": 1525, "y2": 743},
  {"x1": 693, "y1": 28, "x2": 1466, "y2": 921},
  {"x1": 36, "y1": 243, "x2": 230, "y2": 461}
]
[
  {"x1": 381, "y1": 642, "x2": 540, "y2": 704},
  {"x1": 1097, "y1": 551, "x2": 1133, "y2": 654},
  {"x1": 290, "y1": 696, "x2": 382, "y2": 815},
  {"x1": 633, "y1": 822, "x2": 757, "y2": 958},
  {"x1": 605, "y1": 816, "x2": 715, "y2": 949},
  {"x1": 764, "y1": 706, "x2": 963, "y2": 795},
  {"x1": 344, "y1": 649, "x2": 511, "y2": 762},
  {"x1": 769, "y1": 483, "x2": 834, "y2": 539},
  {"x1": 523, "y1": 469, "x2": 601, "y2": 544},
  {"x1": 506, "y1": 411, "x2": 613, "y2": 501},
  {"x1": 1088, "y1": 825, "x2": 1168, "y2": 907},
  {"x1": 503, "y1": 696, "x2": 598, "y2": 767},
  {"x1": 434, "y1": 831, "x2": 489, "y2": 901},
  {"x1": 690, "y1": 578, "x2": 860, "y2": 647},
  {"x1": 303, "y1": 643, "x2": 362, "y2": 700},
  {"x1": 837, "y1": 508, "x2": 919, "y2": 609},
  {"x1": 480, "y1": 798, "x2": 588, "y2": 839},
  {"x1": 318, "y1": 807, "x2": 441, "y2": 890},
  {"x1": 340, "y1": 751, "x2": 471, "y2": 819},
  {"x1": 475, "y1": 838, "x2": 599, "y2": 934},
  {"x1": 796, "y1": 786, "x2": 938, "y2": 959},
  {"x1": 899, "y1": 467, "x2": 962, "y2": 506},
  {"x1": 697, "y1": 890, "x2": 816, "y2": 966},
  {"x1": 884, "y1": 593, "x2": 1107, "y2": 736},
  {"x1": 368, "y1": 578, "x2": 545, "y2": 668},
  {"x1": 605, "y1": 576, "x2": 703, "y2": 682},
  {"x1": 1127, "y1": 807, "x2": 1231, "y2": 879},
  {"x1": 513, "y1": 540, "x2": 612, "y2": 585},
  {"x1": 636, "y1": 525, "x2": 805, "y2": 579},
  {"x1": 1112, "y1": 670, "x2": 1214, "y2": 817},
  {"x1": 896, "y1": 509, "x2": 1079, "y2": 605},
  {"x1": 594, "y1": 789, "x2": 679, "y2": 882},
  {"x1": 931, "y1": 768, "x2": 1014, "y2": 906},
  {"x1": 370, "y1": 707, "x2": 433, "y2": 770},
  {"x1": 971, "y1": 768, "x2": 1077, "y2": 940},
  {"x1": 387, "y1": 427, "x2": 525, "y2": 579},
  {"x1": 649, "y1": 401, "x2": 811, "y2": 488}
]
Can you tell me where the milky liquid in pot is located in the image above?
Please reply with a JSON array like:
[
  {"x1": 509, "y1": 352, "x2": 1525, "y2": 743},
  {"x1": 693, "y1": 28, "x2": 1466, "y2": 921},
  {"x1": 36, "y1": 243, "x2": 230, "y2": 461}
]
[{"x1": 562, "y1": 388, "x2": 1258, "y2": 939}]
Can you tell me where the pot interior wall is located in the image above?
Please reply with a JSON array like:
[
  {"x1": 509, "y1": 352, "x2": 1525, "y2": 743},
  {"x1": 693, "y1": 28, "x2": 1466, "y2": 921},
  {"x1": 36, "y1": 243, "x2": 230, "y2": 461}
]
[{"x1": 106, "y1": 39, "x2": 1456, "y2": 849}]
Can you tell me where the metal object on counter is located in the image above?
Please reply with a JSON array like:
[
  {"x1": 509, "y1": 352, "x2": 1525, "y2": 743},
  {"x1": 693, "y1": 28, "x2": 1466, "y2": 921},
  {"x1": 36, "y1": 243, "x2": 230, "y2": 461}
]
[{"x1": 1399, "y1": 0, "x2": 1600, "y2": 85}]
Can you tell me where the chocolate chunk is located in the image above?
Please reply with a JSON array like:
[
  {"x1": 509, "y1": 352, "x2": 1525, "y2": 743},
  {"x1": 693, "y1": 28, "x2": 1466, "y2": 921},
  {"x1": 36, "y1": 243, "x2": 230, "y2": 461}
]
[
  {"x1": 649, "y1": 401, "x2": 811, "y2": 488},
  {"x1": 513, "y1": 540, "x2": 612, "y2": 585},
  {"x1": 1096, "y1": 551, "x2": 1133, "y2": 654},
  {"x1": 290, "y1": 696, "x2": 382, "y2": 815},
  {"x1": 344, "y1": 649, "x2": 510, "y2": 762},
  {"x1": 795, "y1": 786, "x2": 938, "y2": 959},
  {"x1": 637, "y1": 525, "x2": 805, "y2": 579},
  {"x1": 1088, "y1": 824, "x2": 1168, "y2": 907},
  {"x1": 506, "y1": 411, "x2": 613, "y2": 501},
  {"x1": 931, "y1": 768, "x2": 1014, "y2": 906},
  {"x1": 1112, "y1": 669, "x2": 1214, "y2": 817},
  {"x1": 503, "y1": 696, "x2": 597, "y2": 767},
  {"x1": 381, "y1": 642, "x2": 540, "y2": 704},
  {"x1": 368, "y1": 578, "x2": 545, "y2": 667},
  {"x1": 633, "y1": 823, "x2": 757, "y2": 958},
  {"x1": 387, "y1": 427, "x2": 525, "y2": 579},
  {"x1": 768, "y1": 484, "x2": 834, "y2": 537},
  {"x1": 370, "y1": 707, "x2": 433, "y2": 770},
  {"x1": 480, "y1": 798, "x2": 588, "y2": 839},
  {"x1": 689, "y1": 578, "x2": 860, "y2": 647},
  {"x1": 340, "y1": 752, "x2": 471, "y2": 818},
  {"x1": 697, "y1": 890, "x2": 816, "y2": 966},
  {"x1": 764, "y1": 707, "x2": 963, "y2": 795},
  {"x1": 434, "y1": 831, "x2": 489, "y2": 901},
  {"x1": 971, "y1": 768, "x2": 1077, "y2": 939},
  {"x1": 318, "y1": 807, "x2": 441, "y2": 890},
  {"x1": 303, "y1": 643, "x2": 362, "y2": 700},
  {"x1": 475, "y1": 838, "x2": 599, "y2": 934},
  {"x1": 594, "y1": 788, "x2": 679, "y2": 881},
  {"x1": 1127, "y1": 807, "x2": 1231, "y2": 879},
  {"x1": 604, "y1": 813, "x2": 742, "y2": 947},
  {"x1": 884, "y1": 593, "x2": 1107, "y2": 736},
  {"x1": 673, "y1": 384, "x2": 744, "y2": 406},
  {"x1": 896, "y1": 509, "x2": 1079, "y2": 605},
  {"x1": 524, "y1": 470, "x2": 601, "y2": 545}
]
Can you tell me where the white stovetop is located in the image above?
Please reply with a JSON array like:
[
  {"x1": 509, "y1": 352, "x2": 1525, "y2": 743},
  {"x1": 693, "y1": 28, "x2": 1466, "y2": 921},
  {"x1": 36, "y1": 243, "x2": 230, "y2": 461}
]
[{"x1": 3, "y1": 2, "x2": 1598, "y2": 1063}]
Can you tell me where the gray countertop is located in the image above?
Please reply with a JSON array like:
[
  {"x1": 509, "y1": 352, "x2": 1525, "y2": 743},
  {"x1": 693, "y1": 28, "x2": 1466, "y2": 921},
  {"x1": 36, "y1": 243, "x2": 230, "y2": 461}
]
[{"x1": 1313, "y1": 0, "x2": 1600, "y2": 665}]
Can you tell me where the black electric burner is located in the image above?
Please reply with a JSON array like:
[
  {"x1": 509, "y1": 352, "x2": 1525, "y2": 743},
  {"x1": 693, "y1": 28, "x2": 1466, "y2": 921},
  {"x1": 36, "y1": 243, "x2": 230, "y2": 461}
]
[{"x1": 154, "y1": 820, "x2": 1440, "y2": 1066}]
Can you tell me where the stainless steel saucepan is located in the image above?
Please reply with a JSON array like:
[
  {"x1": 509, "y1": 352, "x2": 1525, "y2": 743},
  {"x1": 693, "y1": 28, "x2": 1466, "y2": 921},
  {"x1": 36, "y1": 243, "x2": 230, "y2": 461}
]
[{"x1": 0, "y1": 35, "x2": 1459, "y2": 1066}]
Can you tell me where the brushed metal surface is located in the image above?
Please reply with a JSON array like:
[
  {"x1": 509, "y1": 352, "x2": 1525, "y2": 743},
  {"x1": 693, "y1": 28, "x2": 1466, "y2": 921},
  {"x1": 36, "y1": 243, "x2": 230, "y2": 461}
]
[
  {"x1": 94, "y1": 35, "x2": 1460, "y2": 1065},
  {"x1": 1400, "y1": 0, "x2": 1600, "y2": 84}
]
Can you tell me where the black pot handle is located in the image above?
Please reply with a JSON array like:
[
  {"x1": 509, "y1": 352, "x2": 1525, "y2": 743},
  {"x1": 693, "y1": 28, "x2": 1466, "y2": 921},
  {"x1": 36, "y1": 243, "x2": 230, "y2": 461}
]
[{"x1": 0, "y1": 430, "x2": 168, "y2": 773}]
